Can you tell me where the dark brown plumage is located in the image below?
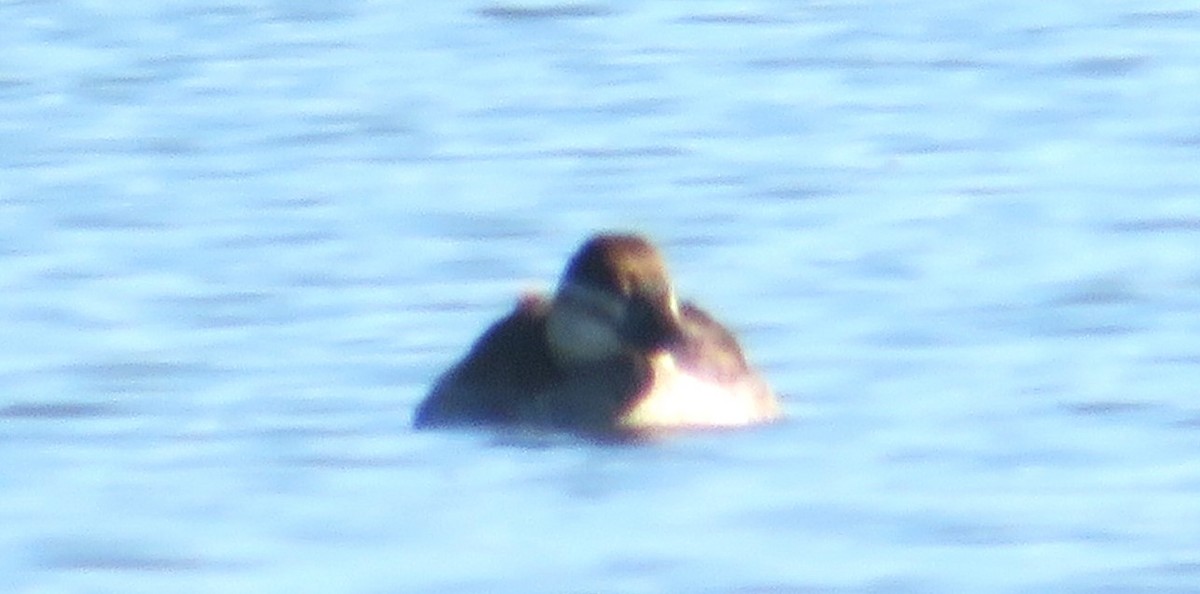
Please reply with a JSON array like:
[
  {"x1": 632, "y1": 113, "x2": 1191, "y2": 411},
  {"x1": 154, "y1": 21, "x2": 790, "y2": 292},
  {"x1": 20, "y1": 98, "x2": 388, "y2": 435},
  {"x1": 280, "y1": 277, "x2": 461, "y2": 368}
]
[{"x1": 413, "y1": 233, "x2": 780, "y2": 434}]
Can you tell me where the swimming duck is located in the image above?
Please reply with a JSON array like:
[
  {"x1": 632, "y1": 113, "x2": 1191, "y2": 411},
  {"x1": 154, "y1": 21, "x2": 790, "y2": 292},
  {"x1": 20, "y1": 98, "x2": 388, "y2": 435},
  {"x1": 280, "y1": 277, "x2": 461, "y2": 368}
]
[{"x1": 413, "y1": 233, "x2": 781, "y2": 434}]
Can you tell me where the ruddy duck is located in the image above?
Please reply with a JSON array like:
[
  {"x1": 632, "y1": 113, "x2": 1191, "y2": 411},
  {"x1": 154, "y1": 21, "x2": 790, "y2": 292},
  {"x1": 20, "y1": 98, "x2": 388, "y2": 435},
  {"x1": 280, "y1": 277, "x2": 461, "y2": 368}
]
[{"x1": 413, "y1": 233, "x2": 781, "y2": 434}]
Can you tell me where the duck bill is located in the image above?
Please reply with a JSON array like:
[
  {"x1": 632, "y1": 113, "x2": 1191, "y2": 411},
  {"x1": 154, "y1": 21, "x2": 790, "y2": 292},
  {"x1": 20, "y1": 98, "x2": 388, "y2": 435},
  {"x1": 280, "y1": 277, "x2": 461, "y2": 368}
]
[{"x1": 622, "y1": 293, "x2": 684, "y2": 352}]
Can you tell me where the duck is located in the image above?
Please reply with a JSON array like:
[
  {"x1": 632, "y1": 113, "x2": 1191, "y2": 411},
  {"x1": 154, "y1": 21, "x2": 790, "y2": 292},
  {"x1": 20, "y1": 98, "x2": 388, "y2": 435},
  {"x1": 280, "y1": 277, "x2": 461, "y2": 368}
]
[{"x1": 412, "y1": 232, "x2": 782, "y2": 435}]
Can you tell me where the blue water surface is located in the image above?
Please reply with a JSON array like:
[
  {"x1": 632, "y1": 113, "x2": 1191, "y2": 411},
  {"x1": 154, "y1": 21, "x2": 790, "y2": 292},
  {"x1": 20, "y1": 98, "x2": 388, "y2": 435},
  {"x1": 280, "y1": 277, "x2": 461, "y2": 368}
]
[{"x1": 3, "y1": 1, "x2": 1200, "y2": 592}]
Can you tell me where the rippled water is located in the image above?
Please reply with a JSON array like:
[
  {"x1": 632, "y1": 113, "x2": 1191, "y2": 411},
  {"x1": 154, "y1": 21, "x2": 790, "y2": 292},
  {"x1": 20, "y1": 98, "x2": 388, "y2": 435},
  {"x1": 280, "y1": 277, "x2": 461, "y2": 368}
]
[{"x1": 4, "y1": 1, "x2": 1200, "y2": 592}]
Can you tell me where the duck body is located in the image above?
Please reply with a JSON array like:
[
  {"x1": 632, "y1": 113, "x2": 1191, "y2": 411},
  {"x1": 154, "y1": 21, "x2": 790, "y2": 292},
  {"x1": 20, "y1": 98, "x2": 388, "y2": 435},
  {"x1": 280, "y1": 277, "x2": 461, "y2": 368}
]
[{"x1": 413, "y1": 234, "x2": 781, "y2": 434}]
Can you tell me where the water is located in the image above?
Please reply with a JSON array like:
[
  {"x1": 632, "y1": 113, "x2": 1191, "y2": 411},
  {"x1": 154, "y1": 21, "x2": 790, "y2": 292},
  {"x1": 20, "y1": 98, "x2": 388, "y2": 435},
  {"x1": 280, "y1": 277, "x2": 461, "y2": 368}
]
[{"x1": 3, "y1": 1, "x2": 1200, "y2": 592}]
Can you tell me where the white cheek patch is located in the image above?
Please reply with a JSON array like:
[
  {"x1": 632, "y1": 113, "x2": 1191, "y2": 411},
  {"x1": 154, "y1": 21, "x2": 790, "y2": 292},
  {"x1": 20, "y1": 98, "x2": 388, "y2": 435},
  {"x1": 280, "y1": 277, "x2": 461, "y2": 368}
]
[
  {"x1": 618, "y1": 352, "x2": 779, "y2": 429},
  {"x1": 546, "y1": 307, "x2": 624, "y2": 363}
]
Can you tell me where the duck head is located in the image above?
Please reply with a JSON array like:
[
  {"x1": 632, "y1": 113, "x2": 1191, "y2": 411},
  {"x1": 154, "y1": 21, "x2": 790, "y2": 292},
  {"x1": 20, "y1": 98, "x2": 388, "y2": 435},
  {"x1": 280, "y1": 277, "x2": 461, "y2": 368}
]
[{"x1": 546, "y1": 234, "x2": 685, "y2": 365}]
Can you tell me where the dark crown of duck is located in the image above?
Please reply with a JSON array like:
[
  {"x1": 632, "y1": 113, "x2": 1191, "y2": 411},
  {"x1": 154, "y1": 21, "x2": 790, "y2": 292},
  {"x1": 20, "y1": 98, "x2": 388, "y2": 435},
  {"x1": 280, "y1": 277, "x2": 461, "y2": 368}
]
[{"x1": 546, "y1": 234, "x2": 684, "y2": 364}]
